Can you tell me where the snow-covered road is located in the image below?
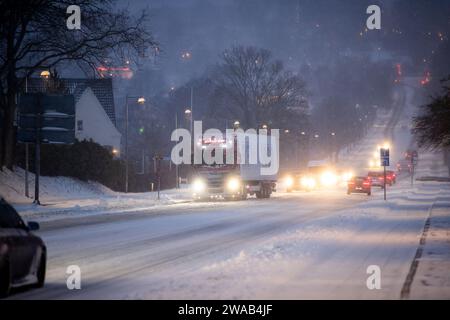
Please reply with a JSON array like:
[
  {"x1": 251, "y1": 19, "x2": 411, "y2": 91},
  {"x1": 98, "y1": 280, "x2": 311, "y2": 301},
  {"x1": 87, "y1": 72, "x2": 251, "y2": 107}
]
[{"x1": 8, "y1": 80, "x2": 450, "y2": 299}]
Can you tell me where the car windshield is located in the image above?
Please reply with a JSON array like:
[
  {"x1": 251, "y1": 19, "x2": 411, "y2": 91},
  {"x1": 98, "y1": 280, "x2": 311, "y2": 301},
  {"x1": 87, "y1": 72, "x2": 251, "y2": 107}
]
[{"x1": 0, "y1": 200, "x2": 25, "y2": 229}]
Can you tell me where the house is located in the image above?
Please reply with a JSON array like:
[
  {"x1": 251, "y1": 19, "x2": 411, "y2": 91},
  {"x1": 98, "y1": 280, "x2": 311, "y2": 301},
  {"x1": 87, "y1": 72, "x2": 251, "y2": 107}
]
[{"x1": 23, "y1": 78, "x2": 122, "y2": 155}]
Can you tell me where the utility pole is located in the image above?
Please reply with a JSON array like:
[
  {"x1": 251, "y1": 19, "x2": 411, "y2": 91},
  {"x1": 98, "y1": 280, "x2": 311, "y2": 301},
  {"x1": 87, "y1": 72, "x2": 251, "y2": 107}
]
[
  {"x1": 25, "y1": 143, "x2": 29, "y2": 198},
  {"x1": 125, "y1": 96, "x2": 129, "y2": 193},
  {"x1": 33, "y1": 95, "x2": 42, "y2": 205},
  {"x1": 190, "y1": 86, "x2": 194, "y2": 135},
  {"x1": 175, "y1": 113, "x2": 179, "y2": 188},
  {"x1": 124, "y1": 95, "x2": 145, "y2": 193}
]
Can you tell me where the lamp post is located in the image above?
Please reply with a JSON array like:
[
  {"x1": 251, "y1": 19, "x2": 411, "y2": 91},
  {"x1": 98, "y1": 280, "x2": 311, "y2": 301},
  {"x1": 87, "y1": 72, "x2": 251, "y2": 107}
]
[{"x1": 125, "y1": 95, "x2": 145, "y2": 193}]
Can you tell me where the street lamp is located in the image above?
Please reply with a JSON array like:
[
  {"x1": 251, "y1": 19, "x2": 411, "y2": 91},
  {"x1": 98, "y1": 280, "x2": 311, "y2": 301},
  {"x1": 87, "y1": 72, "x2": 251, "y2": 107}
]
[
  {"x1": 40, "y1": 70, "x2": 50, "y2": 79},
  {"x1": 125, "y1": 95, "x2": 146, "y2": 193}
]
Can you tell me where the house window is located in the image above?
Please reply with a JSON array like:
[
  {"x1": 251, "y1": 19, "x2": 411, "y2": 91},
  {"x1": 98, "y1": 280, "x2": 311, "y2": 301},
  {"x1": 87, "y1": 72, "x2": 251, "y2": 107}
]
[{"x1": 77, "y1": 120, "x2": 83, "y2": 131}]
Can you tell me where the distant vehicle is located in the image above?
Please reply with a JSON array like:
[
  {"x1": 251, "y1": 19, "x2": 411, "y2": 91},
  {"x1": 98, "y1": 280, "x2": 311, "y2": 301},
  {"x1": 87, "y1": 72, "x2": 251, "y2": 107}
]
[
  {"x1": 397, "y1": 159, "x2": 412, "y2": 173},
  {"x1": 347, "y1": 176, "x2": 371, "y2": 196},
  {"x1": 305, "y1": 160, "x2": 339, "y2": 188},
  {"x1": 282, "y1": 172, "x2": 303, "y2": 192},
  {"x1": 0, "y1": 199, "x2": 46, "y2": 298},
  {"x1": 405, "y1": 149, "x2": 418, "y2": 160},
  {"x1": 385, "y1": 170, "x2": 397, "y2": 185},
  {"x1": 191, "y1": 134, "x2": 277, "y2": 200},
  {"x1": 283, "y1": 172, "x2": 317, "y2": 192},
  {"x1": 367, "y1": 171, "x2": 385, "y2": 188}
]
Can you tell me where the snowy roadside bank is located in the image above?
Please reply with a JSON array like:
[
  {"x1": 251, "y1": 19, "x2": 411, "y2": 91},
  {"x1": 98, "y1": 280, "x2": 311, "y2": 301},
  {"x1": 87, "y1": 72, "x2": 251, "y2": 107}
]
[{"x1": 0, "y1": 167, "x2": 193, "y2": 222}]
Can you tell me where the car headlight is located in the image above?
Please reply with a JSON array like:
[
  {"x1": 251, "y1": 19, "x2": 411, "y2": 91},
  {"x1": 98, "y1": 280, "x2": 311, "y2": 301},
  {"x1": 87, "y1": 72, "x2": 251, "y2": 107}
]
[
  {"x1": 342, "y1": 171, "x2": 353, "y2": 182},
  {"x1": 192, "y1": 178, "x2": 206, "y2": 193},
  {"x1": 320, "y1": 171, "x2": 338, "y2": 186},
  {"x1": 284, "y1": 176, "x2": 294, "y2": 188},
  {"x1": 226, "y1": 177, "x2": 241, "y2": 192},
  {"x1": 301, "y1": 176, "x2": 316, "y2": 189}
]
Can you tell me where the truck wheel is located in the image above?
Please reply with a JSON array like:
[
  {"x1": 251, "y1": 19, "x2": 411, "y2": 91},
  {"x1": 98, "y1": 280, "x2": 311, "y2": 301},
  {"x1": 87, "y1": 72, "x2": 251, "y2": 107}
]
[{"x1": 0, "y1": 258, "x2": 11, "y2": 298}]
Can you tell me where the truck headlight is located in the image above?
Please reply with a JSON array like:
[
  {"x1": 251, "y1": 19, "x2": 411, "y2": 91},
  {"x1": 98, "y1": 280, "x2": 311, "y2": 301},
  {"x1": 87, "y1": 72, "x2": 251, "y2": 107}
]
[
  {"x1": 192, "y1": 178, "x2": 206, "y2": 193},
  {"x1": 226, "y1": 177, "x2": 241, "y2": 192}
]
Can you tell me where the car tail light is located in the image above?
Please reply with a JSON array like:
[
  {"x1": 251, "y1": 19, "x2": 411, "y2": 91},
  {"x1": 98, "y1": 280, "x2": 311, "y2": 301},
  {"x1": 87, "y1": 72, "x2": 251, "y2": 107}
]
[{"x1": 363, "y1": 181, "x2": 370, "y2": 186}]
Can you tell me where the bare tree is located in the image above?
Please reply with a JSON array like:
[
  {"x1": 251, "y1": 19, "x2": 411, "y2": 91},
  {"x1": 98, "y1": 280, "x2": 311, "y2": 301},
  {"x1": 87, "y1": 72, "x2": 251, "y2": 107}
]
[
  {"x1": 212, "y1": 46, "x2": 307, "y2": 129},
  {"x1": 412, "y1": 77, "x2": 450, "y2": 150},
  {"x1": 0, "y1": 0, "x2": 157, "y2": 168}
]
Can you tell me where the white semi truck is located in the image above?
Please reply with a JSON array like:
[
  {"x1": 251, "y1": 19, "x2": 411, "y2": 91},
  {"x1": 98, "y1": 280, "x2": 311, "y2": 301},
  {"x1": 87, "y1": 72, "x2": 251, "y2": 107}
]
[{"x1": 191, "y1": 133, "x2": 278, "y2": 200}]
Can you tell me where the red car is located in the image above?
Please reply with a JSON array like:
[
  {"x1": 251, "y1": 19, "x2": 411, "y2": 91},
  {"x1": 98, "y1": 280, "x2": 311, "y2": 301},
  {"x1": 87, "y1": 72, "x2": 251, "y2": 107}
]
[
  {"x1": 385, "y1": 170, "x2": 396, "y2": 185},
  {"x1": 368, "y1": 171, "x2": 385, "y2": 188},
  {"x1": 347, "y1": 176, "x2": 371, "y2": 196}
]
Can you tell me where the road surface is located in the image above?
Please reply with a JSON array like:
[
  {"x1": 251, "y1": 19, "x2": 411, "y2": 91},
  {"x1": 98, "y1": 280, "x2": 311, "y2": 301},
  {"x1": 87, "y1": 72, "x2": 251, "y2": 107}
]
[{"x1": 9, "y1": 81, "x2": 450, "y2": 299}]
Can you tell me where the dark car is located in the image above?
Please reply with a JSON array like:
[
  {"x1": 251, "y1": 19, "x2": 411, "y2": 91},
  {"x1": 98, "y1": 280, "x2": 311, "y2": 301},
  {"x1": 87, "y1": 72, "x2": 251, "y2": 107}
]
[
  {"x1": 0, "y1": 198, "x2": 46, "y2": 298},
  {"x1": 396, "y1": 159, "x2": 412, "y2": 173},
  {"x1": 385, "y1": 170, "x2": 396, "y2": 185},
  {"x1": 347, "y1": 176, "x2": 371, "y2": 196},
  {"x1": 367, "y1": 171, "x2": 385, "y2": 188}
]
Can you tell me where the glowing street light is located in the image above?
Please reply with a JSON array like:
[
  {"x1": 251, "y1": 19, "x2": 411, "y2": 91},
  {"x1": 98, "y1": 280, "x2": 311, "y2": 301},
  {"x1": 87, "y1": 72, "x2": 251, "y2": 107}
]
[
  {"x1": 124, "y1": 95, "x2": 146, "y2": 193},
  {"x1": 40, "y1": 70, "x2": 50, "y2": 79}
]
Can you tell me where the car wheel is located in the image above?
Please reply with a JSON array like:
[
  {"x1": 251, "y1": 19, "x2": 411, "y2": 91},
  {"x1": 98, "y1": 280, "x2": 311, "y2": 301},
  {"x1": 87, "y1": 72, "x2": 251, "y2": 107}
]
[
  {"x1": 367, "y1": 192, "x2": 371, "y2": 196},
  {"x1": 0, "y1": 259, "x2": 11, "y2": 298},
  {"x1": 347, "y1": 190, "x2": 351, "y2": 195},
  {"x1": 35, "y1": 252, "x2": 46, "y2": 288}
]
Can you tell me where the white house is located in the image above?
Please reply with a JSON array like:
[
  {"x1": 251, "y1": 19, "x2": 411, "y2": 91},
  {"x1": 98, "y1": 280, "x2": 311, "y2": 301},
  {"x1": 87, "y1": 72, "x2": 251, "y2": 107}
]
[{"x1": 75, "y1": 87, "x2": 121, "y2": 154}]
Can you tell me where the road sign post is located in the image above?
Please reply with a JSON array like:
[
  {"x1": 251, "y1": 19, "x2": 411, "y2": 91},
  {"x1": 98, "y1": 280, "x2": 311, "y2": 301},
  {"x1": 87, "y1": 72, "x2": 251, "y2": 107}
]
[
  {"x1": 18, "y1": 93, "x2": 75, "y2": 205},
  {"x1": 153, "y1": 155, "x2": 163, "y2": 200},
  {"x1": 380, "y1": 148, "x2": 390, "y2": 201},
  {"x1": 410, "y1": 155, "x2": 418, "y2": 186}
]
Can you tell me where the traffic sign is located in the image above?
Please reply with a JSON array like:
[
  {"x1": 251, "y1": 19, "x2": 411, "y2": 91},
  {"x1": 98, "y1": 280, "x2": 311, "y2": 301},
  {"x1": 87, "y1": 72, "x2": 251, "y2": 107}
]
[
  {"x1": 380, "y1": 148, "x2": 390, "y2": 167},
  {"x1": 17, "y1": 93, "x2": 76, "y2": 144},
  {"x1": 18, "y1": 93, "x2": 75, "y2": 116},
  {"x1": 17, "y1": 129, "x2": 75, "y2": 144},
  {"x1": 18, "y1": 114, "x2": 75, "y2": 131}
]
